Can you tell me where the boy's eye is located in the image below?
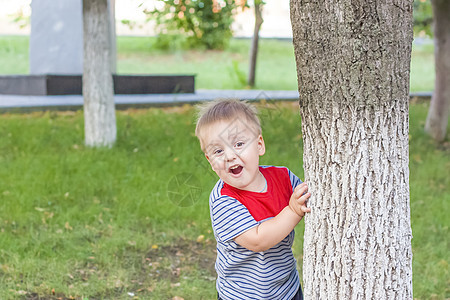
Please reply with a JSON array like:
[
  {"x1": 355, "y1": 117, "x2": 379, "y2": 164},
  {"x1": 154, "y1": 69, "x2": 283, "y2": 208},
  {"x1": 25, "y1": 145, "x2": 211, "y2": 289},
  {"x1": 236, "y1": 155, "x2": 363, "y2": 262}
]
[
  {"x1": 213, "y1": 149, "x2": 223, "y2": 155},
  {"x1": 235, "y1": 141, "x2": 244, "y2": 148}
]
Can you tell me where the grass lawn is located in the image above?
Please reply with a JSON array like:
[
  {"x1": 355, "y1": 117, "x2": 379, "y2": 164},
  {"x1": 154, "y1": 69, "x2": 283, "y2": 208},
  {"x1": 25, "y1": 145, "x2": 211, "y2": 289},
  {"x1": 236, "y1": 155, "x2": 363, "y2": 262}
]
[
  {"x1": 0, "y1": 101, "x2": 449, "y2": 299},
  {"x1": 0, "y1": 35, "x2": 435, "y2": 92}
]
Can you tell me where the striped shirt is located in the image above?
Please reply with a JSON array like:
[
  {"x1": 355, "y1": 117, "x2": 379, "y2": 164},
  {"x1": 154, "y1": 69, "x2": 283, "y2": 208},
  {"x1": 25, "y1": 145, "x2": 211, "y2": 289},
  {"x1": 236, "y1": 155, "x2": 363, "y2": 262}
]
[{"x1": 209, "y1": 166, "x2": 302, "y2": 300}]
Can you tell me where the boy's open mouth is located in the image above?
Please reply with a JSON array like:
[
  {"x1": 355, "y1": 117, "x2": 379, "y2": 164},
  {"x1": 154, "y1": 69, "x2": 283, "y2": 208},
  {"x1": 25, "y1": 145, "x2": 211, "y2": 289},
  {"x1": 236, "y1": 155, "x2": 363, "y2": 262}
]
[{"x1": 229, "y1": 165, "x2": 243, "y2": 175}]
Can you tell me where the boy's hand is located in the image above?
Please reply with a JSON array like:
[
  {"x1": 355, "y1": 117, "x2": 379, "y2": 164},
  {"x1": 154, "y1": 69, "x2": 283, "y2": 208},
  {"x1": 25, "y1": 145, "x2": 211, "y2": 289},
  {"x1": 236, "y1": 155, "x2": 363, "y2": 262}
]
[{"x1": 289, "y1": 182, "x2": 311, "y2": 217}]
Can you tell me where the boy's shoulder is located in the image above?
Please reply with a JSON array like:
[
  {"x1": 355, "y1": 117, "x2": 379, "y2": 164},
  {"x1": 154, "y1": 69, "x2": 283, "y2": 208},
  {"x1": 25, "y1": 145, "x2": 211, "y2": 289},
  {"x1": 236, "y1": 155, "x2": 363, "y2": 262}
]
[
  {"x1": 260, "y1": 165, "x2": 293, "y2": 179},
  {"x1": 260, "y1": 165, "x2": 290, "y2": 173}
]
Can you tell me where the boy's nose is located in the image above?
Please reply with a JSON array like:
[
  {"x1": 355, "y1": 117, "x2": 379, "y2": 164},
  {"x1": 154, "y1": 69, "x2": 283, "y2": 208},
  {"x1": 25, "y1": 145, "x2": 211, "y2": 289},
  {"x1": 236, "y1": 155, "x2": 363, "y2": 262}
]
[{"x1": 224, "y1": 147, "x2": 237, "y2": 161}]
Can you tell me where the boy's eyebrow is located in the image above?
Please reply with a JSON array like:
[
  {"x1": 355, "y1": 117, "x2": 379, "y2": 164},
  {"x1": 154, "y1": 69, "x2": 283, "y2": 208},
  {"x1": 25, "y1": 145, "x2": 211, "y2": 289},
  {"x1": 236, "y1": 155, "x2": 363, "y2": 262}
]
[{"x1": 205, "y1": 140, "x2": 223, "y2": 151}]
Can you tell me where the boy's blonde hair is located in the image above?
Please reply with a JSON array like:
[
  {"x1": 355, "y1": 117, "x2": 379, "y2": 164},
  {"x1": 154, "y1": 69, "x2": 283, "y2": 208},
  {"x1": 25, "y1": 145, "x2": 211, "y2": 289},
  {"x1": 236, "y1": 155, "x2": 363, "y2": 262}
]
[{"x1": 195, "y1": 99, "x2": 262, "y2": 151}]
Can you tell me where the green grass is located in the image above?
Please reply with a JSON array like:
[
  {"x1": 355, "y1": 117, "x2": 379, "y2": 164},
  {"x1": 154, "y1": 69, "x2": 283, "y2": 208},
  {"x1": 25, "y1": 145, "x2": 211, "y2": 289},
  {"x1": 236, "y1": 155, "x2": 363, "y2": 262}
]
[
  {"x1": 0, "y1": 35, "x2": 29, "y2": 74},
  {"x1": 410, "y1": 42, "x2": 435, "y2": 93},
  {"x1": 0, "y1": 102, "x2": 448, "y2": 299},
  {"x1": 408, "y1": 100, "x2": 450, "y2": 299},
  {"x1": 0, "y1": 35, "x2": 435, "y2": 92}
]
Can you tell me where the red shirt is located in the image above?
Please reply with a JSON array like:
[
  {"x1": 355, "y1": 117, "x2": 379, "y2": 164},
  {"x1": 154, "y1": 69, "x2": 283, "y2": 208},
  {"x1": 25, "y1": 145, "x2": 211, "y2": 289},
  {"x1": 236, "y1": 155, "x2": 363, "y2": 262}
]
[{"x1": 221, "y1": 166, "x2": 294, "y2": 222}]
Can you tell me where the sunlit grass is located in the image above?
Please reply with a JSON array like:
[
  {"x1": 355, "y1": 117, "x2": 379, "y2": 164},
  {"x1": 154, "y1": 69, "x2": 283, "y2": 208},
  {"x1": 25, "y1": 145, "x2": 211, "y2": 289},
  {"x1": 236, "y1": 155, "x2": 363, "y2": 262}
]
[
  {"x1": 0, "y1": 35, "x2": 435, "y2": 92},
  {"x1": 0, "y1": 102, "x2": 448, "y2": 298}
]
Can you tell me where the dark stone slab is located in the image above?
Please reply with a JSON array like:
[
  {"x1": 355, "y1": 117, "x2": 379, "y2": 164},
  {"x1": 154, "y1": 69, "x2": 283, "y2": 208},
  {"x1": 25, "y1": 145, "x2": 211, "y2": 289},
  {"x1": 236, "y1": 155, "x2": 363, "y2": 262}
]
[
  {"x1": 113, "y1": 75, "x2": 195, "y2": 94},
  {"x1": 0, "y1": 74, "x2": 195, "y2": 95},
  {"x1": 47, "y1": 75, "x2": 82, "y2": 95},
  {"x1": 0, "y1": 75, "x2": 48, "y2": 96}
]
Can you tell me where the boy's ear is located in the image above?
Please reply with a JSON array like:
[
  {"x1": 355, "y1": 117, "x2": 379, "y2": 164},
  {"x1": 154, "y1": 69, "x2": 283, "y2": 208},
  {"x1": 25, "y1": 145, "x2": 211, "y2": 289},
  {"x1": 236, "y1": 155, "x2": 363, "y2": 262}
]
[
  {"x1": 204, "y1": 153, "x2": 217, "y2": 171},
  {"x1": 257, "y1": 135, "x2": 265, "y2": 156}
]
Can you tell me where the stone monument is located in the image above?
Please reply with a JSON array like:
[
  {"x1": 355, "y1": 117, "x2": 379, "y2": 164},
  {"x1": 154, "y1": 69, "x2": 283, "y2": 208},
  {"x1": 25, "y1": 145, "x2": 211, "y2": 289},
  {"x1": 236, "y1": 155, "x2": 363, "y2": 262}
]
[
  {"x1": 0, "y1": 0, "x2": 194, "y2": 95},
  {"x1": 30, "y1": 0, "x2": 117, "y2": 74},
  {"x1": 30, "y1": 0, "x2": 84, "y2": 74}
]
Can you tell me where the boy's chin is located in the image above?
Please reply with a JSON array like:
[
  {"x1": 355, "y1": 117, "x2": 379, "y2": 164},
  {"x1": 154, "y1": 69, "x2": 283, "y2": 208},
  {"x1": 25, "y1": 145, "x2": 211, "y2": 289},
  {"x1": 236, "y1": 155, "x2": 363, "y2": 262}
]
[{"x1": 222, "y1": 178, "x2": 250, "y2": 191}]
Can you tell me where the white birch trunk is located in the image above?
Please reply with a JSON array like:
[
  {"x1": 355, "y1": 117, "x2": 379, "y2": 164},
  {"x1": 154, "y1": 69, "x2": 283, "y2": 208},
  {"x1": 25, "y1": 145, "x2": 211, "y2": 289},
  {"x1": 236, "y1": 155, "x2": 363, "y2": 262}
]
[
  {"x1": 83, "y1": 0, "x2": 116, "y2": 147},
  {"x1": 290, "y1": 1, "x2": 414, "y2": 298}
]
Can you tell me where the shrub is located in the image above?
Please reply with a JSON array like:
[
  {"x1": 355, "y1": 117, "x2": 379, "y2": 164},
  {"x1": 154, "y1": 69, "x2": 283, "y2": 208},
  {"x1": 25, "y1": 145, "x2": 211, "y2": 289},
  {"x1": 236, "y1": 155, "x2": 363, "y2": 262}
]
[{"x1": 145, "y1": 0, "x2": 238, "y2": 50}]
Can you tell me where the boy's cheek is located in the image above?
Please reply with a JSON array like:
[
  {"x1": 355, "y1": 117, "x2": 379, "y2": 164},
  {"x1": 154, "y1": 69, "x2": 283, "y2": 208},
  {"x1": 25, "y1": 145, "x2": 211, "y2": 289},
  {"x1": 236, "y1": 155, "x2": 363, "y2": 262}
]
[{"x1": 208, "y1": 158, "x2": 222, "y2": 172}]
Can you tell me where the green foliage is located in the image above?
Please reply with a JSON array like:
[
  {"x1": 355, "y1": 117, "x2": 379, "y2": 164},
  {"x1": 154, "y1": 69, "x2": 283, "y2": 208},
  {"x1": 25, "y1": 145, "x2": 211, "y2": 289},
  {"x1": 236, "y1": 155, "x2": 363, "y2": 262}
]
[
  {"x1": 413, "y1": 0, "x2": 433, "y2": 37},
  {"x1": 120, "y1": 19, "x2": 137, "y2": 30},
  {"x1": 145, "y1": 0, "x2": 238, "y2": 50},
  {"x1": 8, "y1": 5, "x2": 30, "y2": 29}
]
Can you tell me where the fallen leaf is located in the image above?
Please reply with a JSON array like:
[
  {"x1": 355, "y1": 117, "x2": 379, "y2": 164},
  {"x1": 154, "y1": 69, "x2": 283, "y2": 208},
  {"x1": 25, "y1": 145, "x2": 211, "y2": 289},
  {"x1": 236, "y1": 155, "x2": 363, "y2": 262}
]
[
  {"x1": 65, "y1": 222, "x2": 73, "y2": 231},
  {"x1": 172, "y1": 297, "x2": 184, "y2": 300},
  {"x1": 196, "y1": 235, "x2": 205, "y2": 243},
  {"x1": 172, "y1": 267, "x2": 181, "y2": 276},
  {"x1": 151, "y1": 244, "x2": 158, "y2": 249},
  {"x1": 413, "y1": 155, "x2": 423, "y2": 164}
]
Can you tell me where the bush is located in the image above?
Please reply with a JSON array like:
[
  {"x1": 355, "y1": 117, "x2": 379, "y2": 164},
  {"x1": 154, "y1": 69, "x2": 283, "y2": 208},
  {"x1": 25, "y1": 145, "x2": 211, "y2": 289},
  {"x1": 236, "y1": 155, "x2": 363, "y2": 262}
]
[{"x1": 145, "y1": 0, "x2": 238, "y2": 50}]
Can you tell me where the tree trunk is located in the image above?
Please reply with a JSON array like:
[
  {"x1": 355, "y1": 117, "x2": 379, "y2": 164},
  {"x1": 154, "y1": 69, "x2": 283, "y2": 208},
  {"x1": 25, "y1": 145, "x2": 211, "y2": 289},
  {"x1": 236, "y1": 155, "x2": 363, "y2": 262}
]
[
  {"x1": 82, "y1": 0, "x2": 116, "y2": 147},
  {"x1": 290, "y1": 1, "x2": 414, "y2": 298},
  {"x1": 425, "y1": 0, "x2": 450, "y2": 142},
  {"x1": 108, "y1": 0, "x2": 117, "y2": 73},
  {"x1": 247, "y1": 2, "x2": 263, "y2": 87}
]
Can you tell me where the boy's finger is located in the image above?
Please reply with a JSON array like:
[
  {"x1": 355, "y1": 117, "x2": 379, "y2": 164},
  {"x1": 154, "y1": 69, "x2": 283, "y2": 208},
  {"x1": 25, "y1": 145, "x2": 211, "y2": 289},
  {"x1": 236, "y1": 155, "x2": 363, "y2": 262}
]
[
  {"x1": 297, "y1": 192, "x2": 311, "y2": 203},
  {"x1": 294, "y1": 183, "x2": 306, "y2": 192},
  {"x1": 294, "y1": 184, "x2": 308, "y2": 196}
]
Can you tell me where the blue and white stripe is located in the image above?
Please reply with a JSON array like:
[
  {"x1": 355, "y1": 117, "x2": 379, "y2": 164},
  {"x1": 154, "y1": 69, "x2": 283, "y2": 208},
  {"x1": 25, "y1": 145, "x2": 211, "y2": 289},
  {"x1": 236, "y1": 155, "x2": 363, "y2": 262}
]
[{"x1": 209, "y1": 166, "x2": 302, "y2": 300}]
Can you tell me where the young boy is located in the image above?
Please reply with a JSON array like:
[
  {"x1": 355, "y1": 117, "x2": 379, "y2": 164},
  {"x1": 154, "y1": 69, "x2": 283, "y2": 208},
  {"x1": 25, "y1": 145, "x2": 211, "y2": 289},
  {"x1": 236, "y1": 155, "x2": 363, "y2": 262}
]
[{"x1": 195, "y1": 99, "x2": 311, "y2": 300}]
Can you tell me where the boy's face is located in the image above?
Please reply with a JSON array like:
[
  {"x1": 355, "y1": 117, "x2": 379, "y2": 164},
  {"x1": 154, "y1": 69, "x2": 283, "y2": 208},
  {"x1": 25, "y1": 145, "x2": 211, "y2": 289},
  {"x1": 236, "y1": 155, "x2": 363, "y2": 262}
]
[{"x1": 201, "y1": 118, "x2": 265, "y2": 191}]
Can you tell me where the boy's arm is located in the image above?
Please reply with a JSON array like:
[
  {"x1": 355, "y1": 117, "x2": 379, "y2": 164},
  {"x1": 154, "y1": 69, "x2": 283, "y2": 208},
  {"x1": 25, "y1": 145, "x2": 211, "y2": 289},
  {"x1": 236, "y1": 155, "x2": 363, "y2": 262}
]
[{"x1": 234, "y1": 183, "x2": 311, "y2": 252}]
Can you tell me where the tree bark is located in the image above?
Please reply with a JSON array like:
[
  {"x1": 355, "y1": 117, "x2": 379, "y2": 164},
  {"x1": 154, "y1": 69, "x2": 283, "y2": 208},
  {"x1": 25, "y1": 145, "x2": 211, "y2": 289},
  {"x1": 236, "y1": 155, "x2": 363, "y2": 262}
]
[
  {"x1": 290, "y1": 1, "x2": 414, "y2": 298},
  {"x1": 247, "y1": 2, "x2": 263, "y2": 87},
  {"x1": 82, "y1": 0, "x2": 116, "y2": 147},
  {"x1": 425, "y1": 0, "x2": 450, "y2": 142}
]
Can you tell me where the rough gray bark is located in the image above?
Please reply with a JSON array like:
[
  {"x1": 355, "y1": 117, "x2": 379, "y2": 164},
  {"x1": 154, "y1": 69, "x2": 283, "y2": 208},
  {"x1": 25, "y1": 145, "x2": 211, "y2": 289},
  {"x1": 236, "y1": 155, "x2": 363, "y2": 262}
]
[
  {"x1": 247, "y1": 2, "x2": 263, "y2": 87},
  {"x1": 82, "y1": 0, "x2": 116, "y2": 147},
  {"x1": 290, "y1": 1, "x2": 414, "y2": 298},
  {"x1": 425, "y1": 0, "x2": 450, "y2": 142}
]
